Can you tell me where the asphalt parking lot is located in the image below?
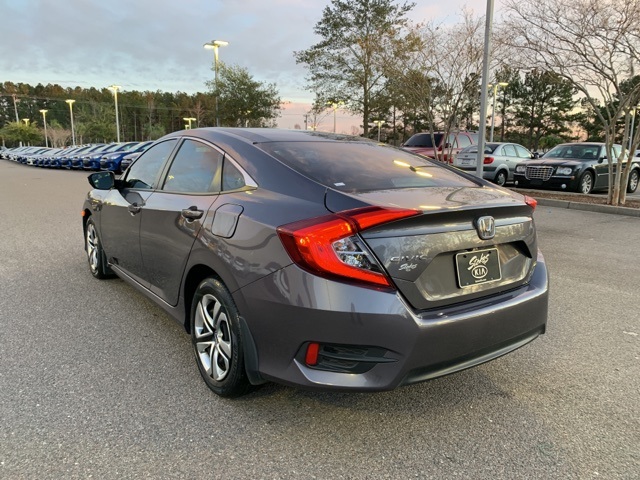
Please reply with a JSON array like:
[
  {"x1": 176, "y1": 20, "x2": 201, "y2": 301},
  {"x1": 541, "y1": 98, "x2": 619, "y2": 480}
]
[{"x1": 1, "y1": 160, "x2": 638, "y2": 479}]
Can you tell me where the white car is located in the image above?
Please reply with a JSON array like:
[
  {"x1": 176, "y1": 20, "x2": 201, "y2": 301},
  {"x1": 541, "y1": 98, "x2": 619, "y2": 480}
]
[{"x1": 454, "y1": 142, "x2": 536, "y2": 186}]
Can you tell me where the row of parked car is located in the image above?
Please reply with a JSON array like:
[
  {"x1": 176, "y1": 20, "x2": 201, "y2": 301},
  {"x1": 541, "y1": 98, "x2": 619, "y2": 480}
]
[
  {"x1": 0, "y1": 141, "x2": 153, "y2": 173},
  {"x1": 400, "y1": 131, "x2": 640, "y2": 194}
]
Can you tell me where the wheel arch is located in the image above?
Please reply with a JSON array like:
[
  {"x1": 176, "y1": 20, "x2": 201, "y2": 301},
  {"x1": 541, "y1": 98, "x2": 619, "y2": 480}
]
[
  {"x1": 182, "y1": 264, "x2": 220, "y2": 333},
  {"x1": 182, "y1": 264, "x2": 265, "y2": 386}
]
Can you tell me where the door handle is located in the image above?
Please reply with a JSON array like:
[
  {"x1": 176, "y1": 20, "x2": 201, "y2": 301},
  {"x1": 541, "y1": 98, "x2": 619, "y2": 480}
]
[
  {"x1": 182, "y1": 206, "x2": 204, "y2": 220},
  {"x1": 128, "y1": 203, "x2": 142, "y2": 214}
]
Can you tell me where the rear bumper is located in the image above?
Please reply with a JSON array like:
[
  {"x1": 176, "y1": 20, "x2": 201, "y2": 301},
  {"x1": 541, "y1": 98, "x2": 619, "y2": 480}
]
[{"x1": 235, "y1": 250, "x2": 549, "y2": 391}]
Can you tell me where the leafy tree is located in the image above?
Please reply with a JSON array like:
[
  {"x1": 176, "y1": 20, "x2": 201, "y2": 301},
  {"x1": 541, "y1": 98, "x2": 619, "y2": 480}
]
[
  {"x1": 497, "y1": 68, "x2": 578, "y2": 150},
  {"x1": 295, "y1": 0, "x2": 415, "y2": 136},
  {"x1": 206, "y1": 64, "x2": 281, "y2": 127},
  {"x1": 0, "y1": 121, "x2": 42, "y2": 145}
]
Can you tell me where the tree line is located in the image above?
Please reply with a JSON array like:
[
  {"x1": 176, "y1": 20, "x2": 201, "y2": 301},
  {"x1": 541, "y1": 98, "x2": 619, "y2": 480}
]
[{"x1": 0, "y1": 63, "x2": 281, "y2": 148}]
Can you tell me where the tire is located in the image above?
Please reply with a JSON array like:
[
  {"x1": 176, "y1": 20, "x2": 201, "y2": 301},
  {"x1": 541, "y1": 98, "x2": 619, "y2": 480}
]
[
  {"x1": 85, "y1": 218, "x2": 111, "y2": 279},
  {"x1": 578, "y1": 171, "x2": 594, "y2": 194},
  {"x1": 191, "y1": 277, "x2": 251, "y2": 397},
  {"x1": 494, "y1": 170, "x2": 507, "y2": 186},
  {"x1": 627, "y1": 169, "x2": 639, "y2": 193}
]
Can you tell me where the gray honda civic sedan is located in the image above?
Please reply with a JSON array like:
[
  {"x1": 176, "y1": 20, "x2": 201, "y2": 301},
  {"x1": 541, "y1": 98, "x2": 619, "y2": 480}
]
[{"x1": 82, "y1": 128, "x2": 549, "y2": 397}]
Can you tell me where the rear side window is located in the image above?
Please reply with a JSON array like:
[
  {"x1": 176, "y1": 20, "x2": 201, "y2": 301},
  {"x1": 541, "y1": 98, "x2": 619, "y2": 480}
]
[
  {"x1": 457, "y1": 134, "x2": 472, "y2": 148},
  {"x1": 404, "y1": 133, "x2": 443, "y2": 148},
  {"x1": 162, "y1": 139, "x2": 222, "y2": 193},
  {"x1": 258, "y1": 141, "x2": 477, "y2": 193}
]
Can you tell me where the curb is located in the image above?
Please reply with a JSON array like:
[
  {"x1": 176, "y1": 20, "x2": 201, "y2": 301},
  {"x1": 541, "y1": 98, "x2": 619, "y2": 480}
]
[{"x1": 535, "y1": 198, "x2": 640, "y2": 218}]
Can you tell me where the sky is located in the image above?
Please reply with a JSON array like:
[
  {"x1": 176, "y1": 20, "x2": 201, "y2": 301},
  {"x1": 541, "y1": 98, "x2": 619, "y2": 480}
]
[{"x1": 1, "y1": 0, "x2": 488, "y2": 131}]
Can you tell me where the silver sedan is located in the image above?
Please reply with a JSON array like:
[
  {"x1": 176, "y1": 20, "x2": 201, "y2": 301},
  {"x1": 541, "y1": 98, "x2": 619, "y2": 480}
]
[{"x1": 454, "y1": 142, "x2": 536, "y2": 186}]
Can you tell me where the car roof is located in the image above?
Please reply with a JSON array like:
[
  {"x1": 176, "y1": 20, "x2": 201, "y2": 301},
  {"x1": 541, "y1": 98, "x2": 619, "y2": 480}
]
[{"x1": 164, "y1": 128, "x2": 375, "y2": 145}]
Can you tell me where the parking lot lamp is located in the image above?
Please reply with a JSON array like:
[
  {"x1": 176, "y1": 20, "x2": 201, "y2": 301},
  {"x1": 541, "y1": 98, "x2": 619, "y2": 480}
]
[
  {"x1": 12, "y1": 94, "x2": 20, "y2": 123},
  {"x1": 22, "y1": 118, "x2": 30, "y2": 126},
  {"x1": 203, "y1": 39, "x2": 229, "y2": 127},
  {"x1": 39, "y1": 109, "x2": 49, "y2": 147},
  {"x1": 183, "y1": 117, "x2": 196, "y2": 129},
  {"x1": 109, "y1": 85, "x2": 121, "y2": 142},
  {"x1": 327, "y1": 101, "x2": 344, "y2": 133},
  {"x1": 373, "y1": 120, "x2": 384, "y2": 142},
  {"x1": 66, "y1": 99, "x2": 76, "y2": 146},
  {"x1": 489, "y1": 82, "x2": 508, "y2": 142}
]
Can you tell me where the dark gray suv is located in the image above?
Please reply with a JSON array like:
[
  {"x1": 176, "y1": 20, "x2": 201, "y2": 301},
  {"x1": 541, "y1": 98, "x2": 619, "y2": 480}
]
[{"x1": 83, "y1": 128, "x2": 549, "y2": 397}]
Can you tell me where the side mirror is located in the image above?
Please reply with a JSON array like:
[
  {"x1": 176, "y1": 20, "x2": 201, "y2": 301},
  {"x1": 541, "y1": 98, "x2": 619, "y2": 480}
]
[
  {"x1": 532, "y1": 152, "x2": 539, "y2": 159},
  {"x1": 444, "y1": 142, "x2": 452, "y2": 148},
  {"x1": 88, "y1": 171, "x2": 115, "y2": 190},
  {"x1": 598, "y1": 156, "x2": 606, "y2": 163}
]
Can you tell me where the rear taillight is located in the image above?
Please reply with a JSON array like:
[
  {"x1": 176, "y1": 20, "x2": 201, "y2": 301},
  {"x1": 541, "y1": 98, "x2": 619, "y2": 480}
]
[
  {"x1": 524, "y1": 195, "x2": 537, "y2": 210},
  {"x1": 483, "y1": 156, "x2": 494, "y2": 164},
  {"x1": 277, "y1": 206, "x2": 420, "y2": 288}
]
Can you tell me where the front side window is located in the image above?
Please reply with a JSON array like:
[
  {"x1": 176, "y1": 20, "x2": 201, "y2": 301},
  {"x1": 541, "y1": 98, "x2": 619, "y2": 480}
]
[
  {"x1": 514, "y1": 145, "x2": 532, "y2": 158},
  {"x1": 124, "y1": 139, "x2": 177, "y2": 189},
  {"x1": 162, "y1": 139, "x2": 222, "y2": 193}
]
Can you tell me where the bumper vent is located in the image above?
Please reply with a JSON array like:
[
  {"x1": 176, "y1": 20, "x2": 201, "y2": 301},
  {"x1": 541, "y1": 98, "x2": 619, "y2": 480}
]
[{"x1": 302, "y1": 343, "x2": 396, "y2": 374}]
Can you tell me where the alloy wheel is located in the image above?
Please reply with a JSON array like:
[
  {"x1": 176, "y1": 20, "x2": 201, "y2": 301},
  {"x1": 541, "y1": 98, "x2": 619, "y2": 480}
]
[
  {"x1": 580, "y1": 173, "x2": 593, "y2": 194},
  {"x1": 86, "y1": 223, "x2": 99, "y2": 273},
  {"x1": 194, "y1": 293, "x2": 232, "y2": 381}
]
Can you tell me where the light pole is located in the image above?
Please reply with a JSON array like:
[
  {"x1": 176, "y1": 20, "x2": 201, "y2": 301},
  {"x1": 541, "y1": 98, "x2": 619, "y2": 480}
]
[
  {"x1": 66, "y1": 99, "x2": 76, "y2": 146},
  {"x1": 203, "y1": 39, "x2": 229, "y2": 127},
  {"x1": 489, "y1": 82, "x2": 508, "y2": 142},
  {"x1": 373, "y1": 120, "x2": 384, "y2": 142},
  {"x1": 39, "y1": 109, "x2": 49, "y2": 147},
  {"x1": 629, "y1": 107, "x2": 637, "y2": 153},
  {"x1": 327, "y1": 101, "x2": 344, "y2": 133},
  {"x1": 109, "y1": 85, "x2": 121, "y2": 142},
  {"x1": 183, "y1": 117, "x2": 196, "y2": 129},
  {"x1": 12, "y1": 94, "x2": 20, "y2": 123}
]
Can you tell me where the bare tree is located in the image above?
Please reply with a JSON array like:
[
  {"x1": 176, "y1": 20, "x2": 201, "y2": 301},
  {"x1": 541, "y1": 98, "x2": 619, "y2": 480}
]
[
  {"x1": 502, "y1": 0, "x2": 640, "y2": 205},
  {"x1": 47, "y1": 127, "x2": 71, "y2": 148},
  {"x1": 380, "y1": 11, "x2": 485, "y2": 160}
]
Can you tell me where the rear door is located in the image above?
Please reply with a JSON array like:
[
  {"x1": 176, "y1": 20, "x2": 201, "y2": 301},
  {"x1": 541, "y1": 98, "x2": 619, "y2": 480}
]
[{"x1": 139, "y1": 138, "x2": 223, "y2": 305}]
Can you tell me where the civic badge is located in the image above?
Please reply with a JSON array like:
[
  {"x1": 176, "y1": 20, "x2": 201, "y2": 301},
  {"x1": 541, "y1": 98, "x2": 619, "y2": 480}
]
[{"x1": 475, "y1": 216, "x2": 495, "y2": 240}]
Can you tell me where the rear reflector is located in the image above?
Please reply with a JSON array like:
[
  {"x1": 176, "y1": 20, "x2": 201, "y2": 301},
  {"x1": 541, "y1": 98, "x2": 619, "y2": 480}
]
[{"x1": 305, "y1": 342, "x2": 320, "y2": 366}]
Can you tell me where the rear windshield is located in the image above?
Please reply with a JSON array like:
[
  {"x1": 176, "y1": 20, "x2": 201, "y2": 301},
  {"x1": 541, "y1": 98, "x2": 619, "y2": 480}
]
[
  {"x1": 403, "y1": 133, "x2": 443, "y2": 148},
  {"x1": 257, "y1": 141, "x2": 476, "y2": 193},
  {"x1": 460, "y1": 143, "x2": 498, "y2": 154}
]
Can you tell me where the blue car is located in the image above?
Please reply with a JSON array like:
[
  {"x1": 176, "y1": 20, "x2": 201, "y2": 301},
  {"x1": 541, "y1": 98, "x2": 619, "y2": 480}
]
[
  {"x1": 68, "y1": 144, "x2": 110, "y2": 169},
  {"x1": 55, "y1": 145, "x2": 97, "y2": 169},
  {"x1": 99, "y1": 141, "x2": 153, "y2": 173},
  {"x1": 81, "y1": 143, "x2": 139, "y2": 170}
]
